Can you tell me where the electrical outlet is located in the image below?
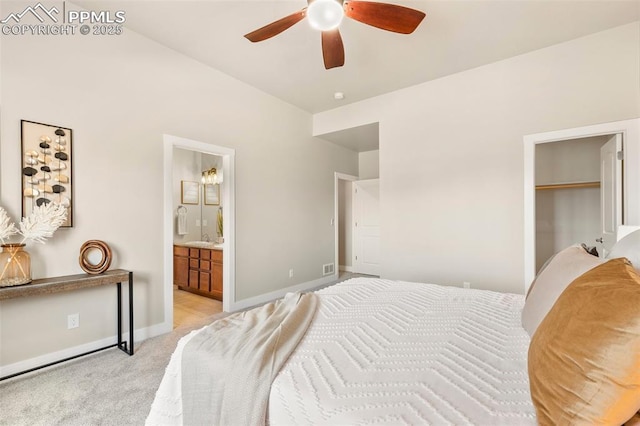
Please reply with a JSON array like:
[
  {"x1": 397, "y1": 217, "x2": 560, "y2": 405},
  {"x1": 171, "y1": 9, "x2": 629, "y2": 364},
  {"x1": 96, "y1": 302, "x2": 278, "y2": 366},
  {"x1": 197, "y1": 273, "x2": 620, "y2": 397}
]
[
  {"x1": 203, "y1": 219, "x2": 208, "y2": 226},
  {"x1": 463, "y1": 282, "x2": 471, "y2": 289},
  {"x1": 289, "y1": 269, "x2": 294, "y2": 278},
  {"x1": 196, "y1": 219, "x2": 201, "y2": 227},
  {"x1": 67, "y1": 313, "x2": 79, "y2": 329}
]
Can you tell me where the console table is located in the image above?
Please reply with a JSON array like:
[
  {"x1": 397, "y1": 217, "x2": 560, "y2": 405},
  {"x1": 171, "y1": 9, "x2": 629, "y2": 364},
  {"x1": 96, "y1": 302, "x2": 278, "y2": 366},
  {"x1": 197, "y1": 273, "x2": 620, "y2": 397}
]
[{"x1": 0, "y1": 269, "x2": 133, "y2": 381}]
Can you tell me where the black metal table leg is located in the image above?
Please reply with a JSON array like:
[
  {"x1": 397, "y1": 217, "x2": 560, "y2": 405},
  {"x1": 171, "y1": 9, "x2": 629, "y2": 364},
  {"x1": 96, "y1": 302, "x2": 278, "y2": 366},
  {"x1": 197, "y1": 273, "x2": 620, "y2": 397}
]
[
  {"x1": 127, "y1": 271, "x2": 134, "y2": 355},
  {"x1": 117, "y1": 282, "x2": 123, "y2": 350},
  {"x1": 116, "y1": 275, "x2": 134, "y2": 356}
]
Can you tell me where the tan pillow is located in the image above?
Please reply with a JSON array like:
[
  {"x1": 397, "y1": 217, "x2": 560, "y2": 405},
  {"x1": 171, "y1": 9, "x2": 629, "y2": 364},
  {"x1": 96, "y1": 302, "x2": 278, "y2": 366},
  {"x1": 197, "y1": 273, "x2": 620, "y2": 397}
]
[
  {"x1": 522, "y1": 245, "x2": 603, "y2": 336},
  {"x1": 528, "y1": 258, "x2": 640, "y2": 425},
  {"x1": 525, "y1": 251, "x2": 558, "y2": 299}
]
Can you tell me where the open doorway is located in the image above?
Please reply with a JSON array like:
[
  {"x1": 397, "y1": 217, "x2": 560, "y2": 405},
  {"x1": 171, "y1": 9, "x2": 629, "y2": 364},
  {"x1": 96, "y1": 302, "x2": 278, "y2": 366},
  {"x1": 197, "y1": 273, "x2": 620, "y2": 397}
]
[
  {"x1": 322, "y1": 123, "x2": 380, "y2": 281},
  {"x1": 335, "y1": 173, "x2": 382, "y2": 280},
  {"x1": 172, "y1": 149, "x2": 224, "y2": 328},
  {"x1": 523, "y1": 119, "x2": 640, "y2": 291},
  {"x1": 335, "y1": 172, "x2": 358, "y2": 278},
  {"x1": 534, "y1": 135, "x2": 619, "y2": 270},
  {"x1": 162, "y1": 135, "x2": 235, "y2": 334}
]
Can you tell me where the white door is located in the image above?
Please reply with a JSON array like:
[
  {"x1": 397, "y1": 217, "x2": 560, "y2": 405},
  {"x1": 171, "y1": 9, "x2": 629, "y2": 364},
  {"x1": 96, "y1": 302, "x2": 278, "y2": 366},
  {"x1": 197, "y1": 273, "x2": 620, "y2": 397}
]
[
  {"x1": 599, "y1": 134, "x2": 623, "y2": 257},
  {"x1": 353, "y1": 179, "x2": 380, "y2": 276}
]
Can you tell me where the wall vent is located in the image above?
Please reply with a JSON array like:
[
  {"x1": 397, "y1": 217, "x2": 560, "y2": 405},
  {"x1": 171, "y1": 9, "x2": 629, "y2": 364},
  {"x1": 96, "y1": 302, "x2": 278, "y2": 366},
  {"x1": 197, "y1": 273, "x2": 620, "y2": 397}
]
[{"x1": 323, "y1": 263, "x2": 335, "y2": 276}]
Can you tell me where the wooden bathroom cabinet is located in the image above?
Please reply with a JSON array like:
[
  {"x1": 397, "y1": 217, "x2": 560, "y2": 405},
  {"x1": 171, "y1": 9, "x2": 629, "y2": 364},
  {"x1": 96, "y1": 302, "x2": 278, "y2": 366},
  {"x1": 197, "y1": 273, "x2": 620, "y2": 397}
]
[{"x1": 173, "y1": 245, "x2": 222, "y2": 300}]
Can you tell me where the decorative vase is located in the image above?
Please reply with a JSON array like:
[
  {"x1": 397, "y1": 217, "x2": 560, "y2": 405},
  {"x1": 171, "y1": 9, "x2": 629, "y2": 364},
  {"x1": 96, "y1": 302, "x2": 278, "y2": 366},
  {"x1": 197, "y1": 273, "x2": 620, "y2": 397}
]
[{"x1": 0, "y1": 243, "x2": 32, "y2": 287}]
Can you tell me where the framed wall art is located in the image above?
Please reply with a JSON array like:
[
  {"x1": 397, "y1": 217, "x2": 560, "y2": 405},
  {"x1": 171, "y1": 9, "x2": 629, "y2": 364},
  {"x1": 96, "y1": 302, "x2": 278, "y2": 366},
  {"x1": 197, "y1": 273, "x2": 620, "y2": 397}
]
[
  {"x1": 21, "y1": 120, "x2": 73, "y2": 227},
  {"x1": 204, "y1": 184, "x2": 220, "y2": 206},
  {"x1": 181, "y1": 181, "x2": 199, "y2": 205}
]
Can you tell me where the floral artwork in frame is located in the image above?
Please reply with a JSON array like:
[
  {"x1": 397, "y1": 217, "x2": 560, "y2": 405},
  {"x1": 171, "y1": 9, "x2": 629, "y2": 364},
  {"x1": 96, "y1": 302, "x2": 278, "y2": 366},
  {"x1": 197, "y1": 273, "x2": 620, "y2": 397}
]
[
  {"x1": 21, "y1": 120, "x2": 73, "y2": 227},
  {"x1": 204, "y1": 184, "x2": 220, "y2": 206}
]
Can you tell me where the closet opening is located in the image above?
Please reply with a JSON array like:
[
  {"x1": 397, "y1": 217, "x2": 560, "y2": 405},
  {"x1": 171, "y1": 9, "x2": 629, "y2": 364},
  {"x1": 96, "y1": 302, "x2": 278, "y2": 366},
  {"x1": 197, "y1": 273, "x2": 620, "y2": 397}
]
[
  {"x1": 523, "y1": 119, "x2": 640, "y2": 291},
  {"x1": 534, "y1": 135, "x2": 619, "y2": 271}
]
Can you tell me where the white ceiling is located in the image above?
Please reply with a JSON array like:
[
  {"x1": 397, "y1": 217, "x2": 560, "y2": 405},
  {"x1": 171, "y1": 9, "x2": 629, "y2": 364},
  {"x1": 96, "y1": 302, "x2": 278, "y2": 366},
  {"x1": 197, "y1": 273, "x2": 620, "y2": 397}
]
[
  {"x1": 72, "y1": 0, "x2": 638, "y2": 151},
  {"x1": 74, "y1": 0, "x2": 639, "y2": 116}
]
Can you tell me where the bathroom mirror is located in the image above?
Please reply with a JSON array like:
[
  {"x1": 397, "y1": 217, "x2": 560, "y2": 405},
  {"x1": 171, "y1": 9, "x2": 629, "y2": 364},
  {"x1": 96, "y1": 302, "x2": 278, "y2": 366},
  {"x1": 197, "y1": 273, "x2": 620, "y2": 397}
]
[{"x1": 173, "y1": 148, "x2": 222, "y2": 244}]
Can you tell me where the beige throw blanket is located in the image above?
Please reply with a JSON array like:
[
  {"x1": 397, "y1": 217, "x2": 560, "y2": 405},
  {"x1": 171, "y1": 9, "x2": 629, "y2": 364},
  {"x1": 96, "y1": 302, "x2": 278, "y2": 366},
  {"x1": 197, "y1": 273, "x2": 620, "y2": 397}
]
[{"x1": 181, "y1": 292, "x2": 318, "y2": 426}]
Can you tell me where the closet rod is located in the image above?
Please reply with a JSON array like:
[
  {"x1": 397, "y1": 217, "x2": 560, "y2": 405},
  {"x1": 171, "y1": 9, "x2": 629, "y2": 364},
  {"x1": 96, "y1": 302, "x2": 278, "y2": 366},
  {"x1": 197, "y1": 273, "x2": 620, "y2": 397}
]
[{"x1": 535, "y1": 181, "x2": 600, "y2": 190}]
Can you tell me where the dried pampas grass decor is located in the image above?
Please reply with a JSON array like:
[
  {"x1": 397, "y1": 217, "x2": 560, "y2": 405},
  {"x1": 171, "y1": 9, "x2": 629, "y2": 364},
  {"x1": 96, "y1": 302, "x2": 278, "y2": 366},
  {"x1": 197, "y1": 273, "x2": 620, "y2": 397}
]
[
  {"x1": 18, "y1": 203, "x2": 67, "y2": 244},
  {"x1": 0, "y1": 208, "x2": 18, "y2": 244},
  {"x1": 0, "y1": 203, "x2": 67, "y2": 245},
  {"x1": 0, "y1": 203, "x2": 67, "y2": 287}
]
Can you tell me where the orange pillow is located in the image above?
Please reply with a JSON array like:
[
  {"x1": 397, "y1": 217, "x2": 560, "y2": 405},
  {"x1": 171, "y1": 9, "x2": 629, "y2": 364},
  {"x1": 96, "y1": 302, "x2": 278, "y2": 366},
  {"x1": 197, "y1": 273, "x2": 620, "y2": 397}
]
[{"x1": 528, "y1": 258, "x2": 640, "y2": 425}]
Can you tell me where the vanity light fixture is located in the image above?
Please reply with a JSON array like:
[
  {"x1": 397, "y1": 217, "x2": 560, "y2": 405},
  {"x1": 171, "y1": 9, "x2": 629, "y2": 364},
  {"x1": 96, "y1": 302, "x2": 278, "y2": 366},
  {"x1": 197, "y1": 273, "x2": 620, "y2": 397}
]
[{"x1": 201, "y1": 167, "x2": 222, "y2": 185}]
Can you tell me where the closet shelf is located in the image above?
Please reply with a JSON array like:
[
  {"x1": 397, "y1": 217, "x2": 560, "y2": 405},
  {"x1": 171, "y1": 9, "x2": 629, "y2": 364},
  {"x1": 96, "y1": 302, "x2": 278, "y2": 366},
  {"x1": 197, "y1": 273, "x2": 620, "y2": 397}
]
[{"x1": 535, "y1": 181, "x2": 600, "y2": 191}]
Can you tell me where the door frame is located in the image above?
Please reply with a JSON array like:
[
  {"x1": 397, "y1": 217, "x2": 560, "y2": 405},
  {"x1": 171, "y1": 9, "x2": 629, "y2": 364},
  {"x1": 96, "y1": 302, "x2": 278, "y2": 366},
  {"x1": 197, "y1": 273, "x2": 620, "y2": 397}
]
[
  {"x1": 334, "y1": 172, "x2": 359, "y2": 276},
  {"x1": 523, "y1": 119, "x2": 640, "y2": 292},
  {"x1": 600, "y1": 134, "x2": 624, "y2": 257},
  {"x1": 163, "y1": 134, "x2": 236, "y2": 332}
]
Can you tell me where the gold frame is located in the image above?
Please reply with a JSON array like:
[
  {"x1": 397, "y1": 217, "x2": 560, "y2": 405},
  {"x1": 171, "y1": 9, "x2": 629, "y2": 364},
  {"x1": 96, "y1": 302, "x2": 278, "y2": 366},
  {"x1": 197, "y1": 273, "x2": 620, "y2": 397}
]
[
  {"x1": 204, "y1": 184, "x2": 220, "y2": 206},
  {"x1": 181, "y1": 181, "x2": 199, "y2": 205}
]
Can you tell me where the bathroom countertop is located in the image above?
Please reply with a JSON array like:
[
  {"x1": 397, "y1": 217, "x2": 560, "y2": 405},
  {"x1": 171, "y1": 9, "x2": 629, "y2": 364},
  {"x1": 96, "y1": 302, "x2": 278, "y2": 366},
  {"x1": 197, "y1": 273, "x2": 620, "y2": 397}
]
[{"x1": 174, "y1": 242, "x2": 223, "y2": 251}]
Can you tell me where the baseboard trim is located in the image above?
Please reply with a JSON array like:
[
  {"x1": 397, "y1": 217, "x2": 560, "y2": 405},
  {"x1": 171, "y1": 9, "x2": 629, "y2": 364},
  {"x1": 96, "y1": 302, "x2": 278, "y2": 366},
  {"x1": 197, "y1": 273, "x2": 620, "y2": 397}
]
[
  {"x1": 1, "y1": 275, "x2": 341, "y2": 378},
  {"x1": 229, "y1": 273, "x2": 338, "y2": 312},
  {"x1": 340, "y1": 265, "x2": 353, "y2": 272},
  {"x1": 0, "y1": 322, "x2": 168, "y2": 379}
]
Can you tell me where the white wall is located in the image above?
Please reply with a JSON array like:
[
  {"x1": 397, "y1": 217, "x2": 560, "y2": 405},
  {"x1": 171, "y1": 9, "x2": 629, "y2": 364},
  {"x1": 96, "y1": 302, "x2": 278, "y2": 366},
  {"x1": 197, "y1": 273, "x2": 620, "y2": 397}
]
[
  {"x1": 535, "y1": 136, "x2": 607, "y2": 185},
  {"x1": 314, "y1": 22, "x2": 640, "y2": 294},
  {"x1": 0, "y1": 11, "x2": 357, "y2": 366},
  {"x1": 359, "y1": 150, "x2": 380, "y2": 179}
]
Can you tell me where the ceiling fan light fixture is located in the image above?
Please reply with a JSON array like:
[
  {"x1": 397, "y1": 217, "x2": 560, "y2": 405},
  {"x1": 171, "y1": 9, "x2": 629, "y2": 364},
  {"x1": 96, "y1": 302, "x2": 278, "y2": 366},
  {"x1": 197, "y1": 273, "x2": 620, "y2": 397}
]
[{"x1": 307, "y1": 0, "x2": 344, "y2": 31}]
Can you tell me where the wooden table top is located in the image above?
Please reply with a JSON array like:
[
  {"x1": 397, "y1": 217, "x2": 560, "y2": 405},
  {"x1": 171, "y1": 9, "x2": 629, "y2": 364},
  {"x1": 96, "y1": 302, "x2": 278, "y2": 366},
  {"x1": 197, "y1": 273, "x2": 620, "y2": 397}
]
[{"x1": 0, "y1": 269, "x2": 131, "y2": 301}]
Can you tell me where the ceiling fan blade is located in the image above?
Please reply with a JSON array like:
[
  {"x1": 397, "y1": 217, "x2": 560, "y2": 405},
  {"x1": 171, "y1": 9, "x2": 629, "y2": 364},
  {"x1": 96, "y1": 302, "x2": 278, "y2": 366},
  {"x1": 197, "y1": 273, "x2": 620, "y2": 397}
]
[
  {"x1": 344, "y1": 1, "x2": 426, "y2": 34},
  {"x1": 322, "y1": 29, "x2": 345, "y2": 69},
  {"x1": 244, "y1": 9, "x2": 307, "y2": 42}
]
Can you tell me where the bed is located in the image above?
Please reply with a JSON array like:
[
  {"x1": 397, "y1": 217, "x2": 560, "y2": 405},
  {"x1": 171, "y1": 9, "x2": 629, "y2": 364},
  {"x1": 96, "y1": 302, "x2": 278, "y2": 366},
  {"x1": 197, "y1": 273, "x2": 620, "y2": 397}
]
[
  {"x1": 147, "y1": 278, "x2": 536, "y2": 425},
  {"x1": 147, "y1": 234, "x2": 640, "y2": 425}
]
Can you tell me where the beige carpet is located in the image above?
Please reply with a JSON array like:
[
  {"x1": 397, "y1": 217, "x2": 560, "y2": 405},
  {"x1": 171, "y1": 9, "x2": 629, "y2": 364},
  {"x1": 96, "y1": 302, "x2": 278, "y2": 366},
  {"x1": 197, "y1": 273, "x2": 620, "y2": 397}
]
[{"x1": 0, "y1": 313, "x2": 228, "y2": 426}]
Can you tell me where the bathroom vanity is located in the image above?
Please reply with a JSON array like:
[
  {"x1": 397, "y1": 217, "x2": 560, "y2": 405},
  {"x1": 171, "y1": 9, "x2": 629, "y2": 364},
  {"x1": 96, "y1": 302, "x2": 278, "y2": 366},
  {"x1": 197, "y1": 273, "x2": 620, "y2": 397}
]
[{"x1": 173, "y1": 244, "x2": 222, "y2": 300}]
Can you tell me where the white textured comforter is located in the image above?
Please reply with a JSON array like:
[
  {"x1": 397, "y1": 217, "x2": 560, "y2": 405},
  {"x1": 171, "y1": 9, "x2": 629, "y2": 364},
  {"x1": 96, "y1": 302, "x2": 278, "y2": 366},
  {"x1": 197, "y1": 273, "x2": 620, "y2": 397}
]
[{"x1": 148, "y1": 278, "x2": 536, "y2": 425}]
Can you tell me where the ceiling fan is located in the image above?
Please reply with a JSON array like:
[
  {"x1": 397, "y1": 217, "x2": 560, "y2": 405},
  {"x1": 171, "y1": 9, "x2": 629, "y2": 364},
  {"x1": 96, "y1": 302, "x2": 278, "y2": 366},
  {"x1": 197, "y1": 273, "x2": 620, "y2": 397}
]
[{"x1": 244, "y1": 0, "x2": 426, "y2": 70}]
